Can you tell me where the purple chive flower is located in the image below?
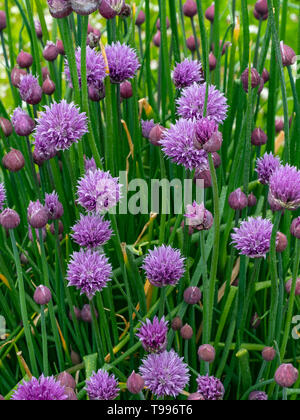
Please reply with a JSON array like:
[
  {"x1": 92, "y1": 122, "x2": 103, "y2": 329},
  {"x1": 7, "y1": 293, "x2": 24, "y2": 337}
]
[
  {"x1": 136, "y1": 316, "x2": 168, "y2": 353},
  {"x1": 142, "y1": 245, "x2": 185, "y2": 287},
  {"x1": 185, "y1": 201, "x2": 214, "y2": 231},
  {"x1": 65, "y1": 46, "x2": 106, "y2": 91},
  {"x1": 67, "y1": 249, "x2": 112, "y2": 298},
  {"x1": 86, "y1": 370, "x2": 119, "y2": 401},
  {"x1": 172, "y1": 59, "x2": 204, "y2": 89},
  {"x1": 161, "y1": 119, "x2": 209, "y2": 170},
  {"x1": 27, "y1": 200, "x2": 48, "y2": 229},
  {"x1": 19, "y1": 74, "x2": 43, "y2": 105},
  {"x1": 139, "y1": 350, "x2": 190, "y2": 398},
  {"x1": 231, "y1": 216, "x2": 273, "y2": 258},
  {"x1": 12, "y1": 375, "x2": 67, "y2": 400},
  {"x1": 85, "y1": 156, "x2": 97, "y2": 173},
  {"x1": 77, "y1": 169, "x2": 121, "y2": 213},
  {"x1": 256, "y1": 152, "x2": 281, "y2": 185},
  {"x1": 105, "y1": 42, "x2": 140, "y2": 84},
  {"x1": 141, "y1": 119, "x2": 155, "y2": 139},
  {"x1": 196, "y1": 375, "x2": 225, "y2": 401},
  {"x1": 71, "y1": 214, "x2": 112, "y2": 248},
  {"x1": 177, "y1": 82, "x2": 228, "y2": 124},
  {"x1": 45, "y1": 192, "x2": 64, "y2": 220},
  {"x1": 194, "y1": 117, "x2": 219, "y2": 149},
  {"x1": 11, "y1": 107, "x2": 35, "y2": 137},
  {"x1": 268, "y1": 164, "x2": 300, "y2": 211},
  {"x1": 249, "y1": 391, "x2": 268, "y2": 401},
  {"x1": 34, "y1": 100, "x2": 88, "y2": 160},
  {"x1": 0, "y1": 183, "x2": 6, "y2": 211}
]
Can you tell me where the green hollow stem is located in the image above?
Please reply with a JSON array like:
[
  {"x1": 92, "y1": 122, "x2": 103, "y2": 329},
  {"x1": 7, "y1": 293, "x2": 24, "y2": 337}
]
[
  {"x1": 9, "y1": 229, "x2": 38, "y2": 377},
  {"x1": 40, "y1": 305, "x2": 49, "y2": 376}
]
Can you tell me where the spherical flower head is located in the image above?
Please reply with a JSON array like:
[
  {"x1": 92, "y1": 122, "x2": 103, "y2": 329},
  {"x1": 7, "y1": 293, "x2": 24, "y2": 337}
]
[
  {"x1": 0, "y1": 183, "x2": 6, "y2": 211},
  {"x1": 27, "y1": 200, "x2": 48, "y2": 229},
  {"x1": 249, "y1": 391, "x2": 268, "y2": 401},
  {"x1": 85, "y1": 156, "x2": 97, "y2": 173},
  {"x1": 67, "y1": 249, "x2": 112, "y2": 299},
  {"x1": 65, "y1": 46, "x2": 106, "y2": 91},
  {"x1": 105, "y1": 42, "x2": 140, "y2": 83},
  {"x1": 196, "y1": 375, "x2": 225, "y2": 400},
  {"x1": 77, "y1": 169, "x2": 121, "y2": 213},
  {"x1": 161, "y1": 118, "x2": 209, "y2": 170},
  {"x1": 194, "y1": 117, "x2": 218, "y2": 148},
  {"x1": 19, "y1": 74, "x2": 42, "y2": 105},
  {"x1": 141, "y1": 119, "x2": 155, "y2": 139},
  {"x1": 136, "y1": 316, "x2": 168, "y2": 353},
  {"x1": 268, "y1": 164, "x2": 300, "y2": 211},
  {"x1": 231, "y1": 216, "x2": 273, "y2": 258},
  {"x1": 11, "y1": 107, "x2": 35, "y2": 137},
  {"x1": 172, "y1": 59, "x2": 204, "y2": 89},
  {"x1": 12, "y1": 375, "x2": 67, "y2": 400},
  {"x1": 45, "y1": 191, "x2": 64, "y2": 220},
  {"x1": 256, "y1": 152, "x2": 281, "y2": 185},
  {"x1": 275, "y1": 364, "x2": 299, "y2": 388},
  {"x1": 34, "y1": 100, "x2": 88, "y2": 157},
  {"x1": 139, "y1": 350, "x2": 190, "y2": 397},
  {"x1": 177, "y1": 82, "x2": 228, "y2": 124},
  {"x1": 143, "y1": 245, "x2": 185, "y2": 287},
  {"x1": 185, "y1": 201, "x2": 213, "y2": 231},
  {"x1": 71, "y1": 213, "x2": 112, "y2": 248},
  {"x1": 86, "y1": 370, "x2": 119, "y2": 400}
]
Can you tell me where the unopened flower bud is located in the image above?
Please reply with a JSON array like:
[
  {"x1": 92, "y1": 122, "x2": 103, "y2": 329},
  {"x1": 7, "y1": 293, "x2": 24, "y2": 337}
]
[
  {"x1": 275, "y1": 364, "x2": 299, "y2": 388},
  {"x1": 254, "y1": 0, "x2": 268, "y2": 20},
  {"x1": 183, "y1": 0, "x2": 197, "y2": 18},
  {"x1": 42, "y1": 67, "x2": 50, "y2": 81},
  {"x1": 198, "y1": 344, "x2": 216, "y2": 363},
  {"x1": 275, "y1": 118, "x2": 284, "y2": 133},
  {"x1": 248, "y1": 193, "x2": 257, "y2": 208},
  {"x1": 186, "y1": 36, "x2": 199, "y2": 52},
  {"x1": 276, "y1": 232, "x2": 287, "y2": 253},
  {"x1": 119, "y1": 3, "x2": 131, "y2": 18},
  {"x1": 228, "y1": 188, "x2": 248, "y2": 210},
  {"x1": 65, "y1": 387, "x2": 78, "y2": 400},
  {"x1": 71, "y1": 0, "x2": 101, "y2": 15},
  {"x1": 136, "y1": 10, "x2": 145, "y2": 26},
  {"x1": 205, "y1": 3, "x2": 215, "y2": 22},
  {"x1": 262, "y1": 68, "x2": 269, "y2": 83},
  {"x1": 280, "y1": 41, "x2": 296, "y2": 67},
  {"x1": 99, "y1": 0, "x2": 118, "y2": 19},
  {"x1": 209, "y1": 52, "x2": 217, "y2": 71},
  {"x1": 43, "y1": 41, "x2": 59, "y2": 62},
  {"x1": 81, "y1": 304, "x2": 97, "y2": 323},
  {"x1": 2, "y1": 149, "x2": 25, "y2": 172},
  {"x1": 56, "y1": 40, "x2": 65, "y2": 55},
  {"x1": 127, "y1": 371, "x2": 145, "y2": 394},
  {"x1": 241, "y1": 67, "x2": 261, "y2": 93},
  {"x1": 251, "y1": 128, "x2": 267, "y2": 146},
  {"x1": 212, "y1": 152, "x2": 221, "y2": 168},
  {"x1": 262, "y1": 346, "x2": 276, "y2": 362},
  {"x1": 153, "y1": 31, "x2": 161, "y2": 47},
  {"x1": 194, "y1": 169, "x2": 212, "y2": 189},
  {"x1": 120, "y1": 81, "x2": 133, "y2": 99},
  {"x1": 0, "y1": 208, "x2": 20, "y2": 229},
  {"x1": 249, "y1": 391, "x2": 268, "y2": 400},
  {"x1": 12, "y1": 108, "x2": 35, "y2": 137},
  {"x1": 180, "y1": 324, "x2": 193, "y2": 340},
  {"x1": 285, "y1": 278, "x2": 300, "y2": 296},
  {"x1": 35, "y1": 20, "x2": 43, "y2": 39},
  {"x1": 171, "y1": 316, "x2": 183, "y2": 331},
  {"x1": 50, "y1": 221, "x2": 64, "y2": 235},
  {"x1": 42, "y1": 77, "x2": 56, "y2": 95},
  {"x1": 69, "y1": 306, "x2": 81, "y2": 321},
  {"x1": 47, "y1": 0, "x2": 72, "y2": 19},
  {"x1": 11, "y1": 67, "x2": 27, "y2": 87},
  {"x1": 20, "y1": 253, "x2": 29, "y2": 265},
  {"x1": 34, "y1": 285, "x2": 52, "y2": 305},
  {"x1": 184, "y1": 286, "x2": 202, "y2": 305},
  {"x1": 156, "y1": 17, "x2": 170, "y2": 30},
  {"x1": 17, "y1": 51, "x2": 33, "y2": 69},
  {"x1": 0, "y1": 11, "x2": 7, "y2": 31},
  {"x1": 57, "y1": 372, "x2": 76, "y2": 390},
  {"x1": 291, "y1": 217, "x2": 300, "y2": 239},
  {"x1": 71, "y1": 349, "x2": 81, "y2": 365},
  {"x1": 149, "y1": 124, "x2": 165, "y2": 146},
  {"x1": 0, "y1": 117, "x2": 13, "y2": 137},
  {"x1": 27, "y1": 200, "x2": 48, "y2": 229},
  {"x1": 203, "y1": 131, "x2": 223, "y2": 153}
]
